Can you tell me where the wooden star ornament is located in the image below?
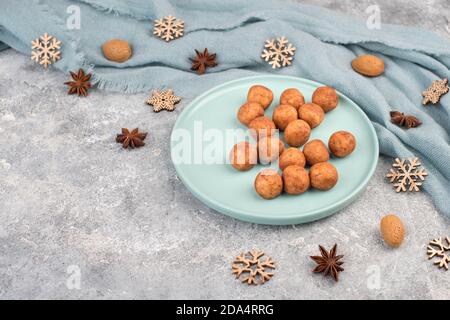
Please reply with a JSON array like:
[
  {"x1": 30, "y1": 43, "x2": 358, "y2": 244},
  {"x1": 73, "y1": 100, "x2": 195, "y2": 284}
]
[{"x1": 146, "y1": 89, "x2": 181, "y2": 112}]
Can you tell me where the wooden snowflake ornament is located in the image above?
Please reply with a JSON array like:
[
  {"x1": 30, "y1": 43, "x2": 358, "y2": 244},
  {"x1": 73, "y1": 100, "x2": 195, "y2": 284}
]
[
  {"x1": 153, "y1": 15, "x2": 184, "y2": 42},
  {"x1": 31, "y1": 33, "x2": 61, "y2": 69},
  {"x1": 422, "y1": 78, "x2": 449, "y2": 105},
  {"x1": 232, "y1": 250, "x2": 275, "y2": 285},
  {"x1": 427, "y1": 237, "x2": 450, "y2": 270},
  {"x1": 146, "y1": 89, "x2": 181, "y2": 112},
  {"x1": 261, "y1": 36, "x2": 296, "y2": 69},
  {"x1": 386, "y1": 158, "x2": 428, "y2": 192}
]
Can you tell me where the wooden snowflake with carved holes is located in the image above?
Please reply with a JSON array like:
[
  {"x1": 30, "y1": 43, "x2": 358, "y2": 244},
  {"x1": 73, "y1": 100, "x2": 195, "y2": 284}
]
[
  {"x1": 261, "y1": 36, "x2": 296, "y2": 69},
  {"x1": 422, "y1": 78, "x2": 449, "y2": 105},
  {"x1": 146, "y1": 89, "x2": 181, "y2": 112},
  {"x1": 232, "y1": 250, "x2": 275, "y2": 285},
  {"x1": 427, "y1": 237, "x2": 450, "y2": 270},
  {"x1": 31, "y1": 33, "x2": 61, "y2": 69},
  {"x1": 153, "y1": 15, "x2": 184, "y2": 42},
  {"x1": 386, "y1": 158, "x2": 428, "y2": 192}
]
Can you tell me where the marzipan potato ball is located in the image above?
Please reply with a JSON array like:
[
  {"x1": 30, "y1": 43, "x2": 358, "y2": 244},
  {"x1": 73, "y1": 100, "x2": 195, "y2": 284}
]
[
  {"x1": 280, "y1": 88, "x2": 305, "y2": 110},
  {"x1": 254, "y1": 169, "x2": 283, "y2": 199},
  {"x1": 298, "y1": 103, "x2": 325, "y2": 129},
  {"x1": 247, "y1": 85, "x2": 274, "y2": 110},
  {"x1": 229, "y1": 141, "x2": 258, "y2": 171},
  {"x1": 312, "y1": 86, "x2": 339, "y2": 113},
  {"x1": 328, "y1": 131, "x2": 356, "y2": 158},
  {"x1": 279, "y1": 147, "x2": 306, "y2": 170},
  {"x1": 303, "y1": 139, "x2": 330, "y2": 166},
  {"x1": 237, "y1": 102, "x2": 265, "y2": 127},
  {"x1": 248, "y1": 116, "x2": 276, "y2": 138},
  {"x1": 258, "y1": 136, "x2": 285, "y2": 164},
  {"x1": 232, "y1": 84, "x2": 354, "y2": 200},
  {"x1": 284, "y1": 119, "x2": 311, "y2": 147},
  {"x1": 309, "y1": 162, "x2": 338, "y2": 191},
  {"x1": 282, "y1": 165, "x2": 310, "y2": 195},
  {"x1": 272, "y1": 104, "x2": 298, "y2": 131}
]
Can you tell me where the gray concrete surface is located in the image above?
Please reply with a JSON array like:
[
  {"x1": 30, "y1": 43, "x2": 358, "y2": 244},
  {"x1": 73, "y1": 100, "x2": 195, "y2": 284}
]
[{"x1": 0, "y1": 0, "x2": 449, "y2": 300}]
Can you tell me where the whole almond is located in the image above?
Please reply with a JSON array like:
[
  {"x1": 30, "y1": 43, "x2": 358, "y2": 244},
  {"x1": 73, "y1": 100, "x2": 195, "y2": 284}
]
[
  {"x1": 102, "y1": 39, "x2": 132, "y2": 63},
  {"x1": 380, "y1": 215, "x2": 405, "y2": 248},
  {"x1": 351, "y1": 54, "x2": 385, "y2": 77}
]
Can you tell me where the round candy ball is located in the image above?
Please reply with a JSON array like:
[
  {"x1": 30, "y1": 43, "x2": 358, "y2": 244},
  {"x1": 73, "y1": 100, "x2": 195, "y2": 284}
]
[
  {"x1": 328, "y1": 131, "x2": 356, "y2": 158},
  {"x1": 247, "y1": 85, "x2": 274, "y2": 110},
  {"x1": 254, "y1": 169, "x2": 283, "y2": 200},
  {"x1": 229, "y1": 142, "x2": 258, "y2": 171},
  {"x1": 298, "y1": 103, "x2": 325, "y2": 129},
  {"x1": 258, "y1": 136, "x2": 285, "y2": 164},
  {"x1": 303, "y1": 139, "x2": 330, "y2": 166},
  {"x1": 312, "y1": 86, "x2": 338, "y2": 113},
  {"x1": 272, "y1": 104, "x2": 298, "y2": 131},
  {"x1": 279, "y1": 148, "x2": 306, "y2": 170},
  {"x1": 237, "y1": 102, "x2": 265, "y2": 127},
  {"x1": 248, "y1": 116, "x2": 276, "y2": 138},
  {"x1": 284, "y1": 120, "x2": 311, "y2": 147},
  {"x1": 280, "y1": 88, "x2": 305, "y2": 110},
  {"x1": 309, "y1": 162, "x2": 338, "y2": 191},
  {"x1": 282, "y1": 165, "x2": 310, "y2": 195}
]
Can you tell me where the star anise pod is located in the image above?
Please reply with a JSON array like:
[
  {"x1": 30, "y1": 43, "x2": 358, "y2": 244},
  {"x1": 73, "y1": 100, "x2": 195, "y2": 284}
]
[
  {"x1": 390, "y1": 111, "x2": 422, "y2": 129},
  {"x1": 189, "y1": 48, "x2": 217, "y2": 75},
  {"x1": 310, "y1": 244, "x2": 344, "y2": 282},
  {"x1": 64, "y1": 69, "x2": 92, "y2": 96},
  {"x1": 116, "y1": 128, "x2": 147, "y2": 149}
]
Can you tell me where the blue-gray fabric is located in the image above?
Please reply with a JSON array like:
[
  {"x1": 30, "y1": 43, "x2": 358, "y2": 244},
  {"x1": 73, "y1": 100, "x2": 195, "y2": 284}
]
[{"x1": 0, "y1": 0, "x2": 449, "y2": 217}]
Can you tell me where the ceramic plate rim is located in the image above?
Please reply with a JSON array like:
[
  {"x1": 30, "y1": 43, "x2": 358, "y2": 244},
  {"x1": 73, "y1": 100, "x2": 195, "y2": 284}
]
[{"x1": 170, "y1": 75, "x2": 379, "y2": 225}]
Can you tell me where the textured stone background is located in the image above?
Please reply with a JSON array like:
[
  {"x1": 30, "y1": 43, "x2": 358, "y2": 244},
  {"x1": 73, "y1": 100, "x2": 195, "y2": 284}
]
[{"x1": 0, "y1": 0, "x2": 449, "y2": 300}]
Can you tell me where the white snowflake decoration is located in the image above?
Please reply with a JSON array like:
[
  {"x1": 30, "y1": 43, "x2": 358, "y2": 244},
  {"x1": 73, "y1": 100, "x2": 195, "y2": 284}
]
[
  {"x1": 153, "y1": 15, "x2": 184, "y2": 42},
  {"x1": 386, "y1": 158, "x2": 428, "y2": 192},
  {"x1": 31, "y1": 33, "x2": 61, "y2": 69},
  {"x1": 261, "y1": 36, "x2": 296, "y2": 69}
]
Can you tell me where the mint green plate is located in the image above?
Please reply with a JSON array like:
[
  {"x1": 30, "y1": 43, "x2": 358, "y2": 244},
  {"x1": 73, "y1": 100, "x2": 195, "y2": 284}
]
[{"x1": 171, "y1": 75, "x2": 378, "y2": 225}]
